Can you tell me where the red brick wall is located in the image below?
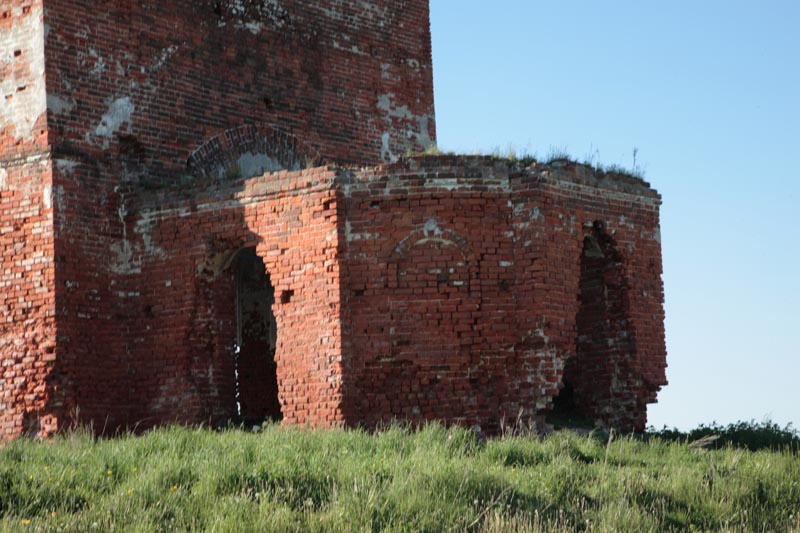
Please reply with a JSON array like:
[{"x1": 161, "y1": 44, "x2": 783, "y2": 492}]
[
  {"x1": 115, "y1": 167, "x2": 345, "y2": 429},
  {"x1": 340, "y1": 157, "x2": 666, "y2": 432},
  {"x1": 529, "y1": 163, "x2": 667, "y2": 431},
  {"x1": 110, "y1": 156, "x2": 665, "y2": 434},
  {"x1": 340, "y1": 158, "x2": 520, "y2": 431},
  {"x1": 21, "y1": 0, "x2": 434, "y2": 435},
  {"x1": 42, "y1": 0, "x2": 436, "y2": 176},
  {"x1": 2, "y1": 1, "x2": 667, "y2": 437},
  {"x1": 0, "y1": 0, "x2": 59, "y2": 437}
]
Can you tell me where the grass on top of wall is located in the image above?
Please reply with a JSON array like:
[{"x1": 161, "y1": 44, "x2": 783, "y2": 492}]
[
  {"x1": 1, "y1": 422, "x2": 799, "y2": 532},
  {"x1": 408, "y1": 144, "x2": 647, "y2": 181}
]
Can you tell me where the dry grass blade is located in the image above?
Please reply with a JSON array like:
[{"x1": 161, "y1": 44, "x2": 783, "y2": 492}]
[{"x1": 689, "y1": 434, "x2": 720, "y2": 450}]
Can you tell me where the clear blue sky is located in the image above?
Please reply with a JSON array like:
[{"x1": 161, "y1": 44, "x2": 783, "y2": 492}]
[{"x1": 430, "y1": 1, "x2": 799, "y2": 430}]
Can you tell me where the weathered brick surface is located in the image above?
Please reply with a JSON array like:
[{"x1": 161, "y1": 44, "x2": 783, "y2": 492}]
[
  {"x1": 340, "y1": 157, "x2": 666, "y2": 432},
  {"x1": 120, "y1": 167, "x2": 346, "y2": 428},
  {"x1": 42, "y1": 0, "x2": 435, "y2": 178},
  {"x1": 1, "y1": 0, "x2": 666, "y2": 438},
  {"x1": 17, "y1": 0, "x2": 433, "y2": 433},
  {"x1": 1, "y1": 0, "x2": 58, "y2": 437}
]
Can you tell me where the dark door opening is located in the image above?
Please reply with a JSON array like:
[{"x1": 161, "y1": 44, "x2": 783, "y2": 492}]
[
  {"x1": 234, "y1": 248, "x2": 282, "y2": 424},
  {"x1": 551, "y1": 226, "x2": 626, "y2": 428}
]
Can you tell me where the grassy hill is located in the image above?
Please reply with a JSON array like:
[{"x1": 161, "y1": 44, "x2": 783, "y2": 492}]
[{"x1": 1, "y1": 422, "x2": 798, "y2": 532}]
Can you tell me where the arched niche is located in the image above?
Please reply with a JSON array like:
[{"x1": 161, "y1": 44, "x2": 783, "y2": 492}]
[
  {"x1": 186, "y1": 123, "x2": 322, "y2": 181},
  {"x1": 552, "y1": 222, "x2": 635, "y2": 428}
]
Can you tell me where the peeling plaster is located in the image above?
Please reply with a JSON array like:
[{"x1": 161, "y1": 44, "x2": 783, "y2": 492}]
[
  {"x1": 345, "y1": 220, "x2": 377, "y2": 242},
  {"x1": 54, "y1": 159, "x2": 80, "y2": 174},
  {"x1": 1, "y1": 3, "x2": 47, "y2": 140},
  {"x1": 88, "y1": 97, "x2": 134, "y2": 149},
  {"x1": 109, "y1": 239, "x2": 142, "y2": 274},
  {"x1": 380, "y1": 132, "x2": 394, "y2": 163},
  {"x1": 376, "y1": 93, "x2": 434, "y2": 162},
  {"x1": 244, "y1": 22, "x2": 264, "y2": 34},
  {"x1": 109, "y1": 224, "x2": 167, "y2": 275},
  {"x1": 236, "y1": 152, "x2": 283, "y2": 179},
  {"x1": 138, "y1": 228, "x2": 167, "y2": 261},
  {"x1": 0, "y1": 169, "x2": 6, "y2": 190},
  {"x1": 619, "y1": 215, "x2": 635, "y2": 229},
  {"x1": 423, "y1": 219, "x2": 443, "y2": 238},
  {"x1": 149, "y1": 46, "x2": 178, "y2": 72},
  {"x1": 425, "y1": 177, "x2": 458, "y2": 191},
  {"x1": 47, "y1": 94, "x2": 75, "y2": 115},
  {"x1": 88, "y1": 48, "x2": 106, "y2": 77},
  {"x1": 332, "y1": 39, "x2": 368, "y2": 56},
  {"x1": 215, "y1": 0, "x2": 289, "y2": 31},
  {"x1": 315, "y1": 1, "x2": 386, "y2": 26}
]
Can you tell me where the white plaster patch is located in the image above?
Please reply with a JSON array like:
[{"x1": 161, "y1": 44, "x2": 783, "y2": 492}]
[
  {"x1": 423, "y1": 219, "x2": 443, "y2": 238},
  {"x1": 149, "y1": 46, "x2": 178, "y2": 72},
  {"x1": 109, "y1": 239, "x2": 142, "y2": 274},
  {"x1": 1, "y1": 3, "x2": 47, "y2": 140},
  {"x1": 42, "y1": 185, "x2": 52, "y2": 209},
  {"x1": 376, "y1": 93, "x2": 435, "y2": 161},
  {"x1": 332, "y1": 39, "x2": 367, "y2": 56},
  {"x1": 54, "y1": 159, "x2": 80, "y2": 174},
  {"x1": 425, "y1": 177, "x2": 458, "y2": 191},
  {"x1": 345, "y1": 220, "x2": 377, "y2": 242},
  {"x1": 0, "y1": 169, "x2": 6, "y2": 190},
  {"x1": 88, "y1": 49, "x2": 106, "y2": 77},
  {"x1": 47, "y1": 94, "x2": 75, "y2": 115},
  {"x1": 222, "y1": 0, "x2": 288, "y2": 30},
  {"x1": 244, "y1": 22, "x2": 263, "y2": 34},
  {"x1": 90, "y1": 97, "x2": 134, "y2": 148},
  {"x1": 381, "y1": 132, "x2": 395, "y2": 163},
  {"x1": 619, "y1": 215, "x2": 635, "y2": 229},
  {"x1": 316, "y1": 2, "x2": 386, "y2": 26},
  {"x1": 134, "y1": 217, "x2": 167, "y2": 262},
  {"x1": 237, "y1": 152, "x2": 283, "y2": 178}
]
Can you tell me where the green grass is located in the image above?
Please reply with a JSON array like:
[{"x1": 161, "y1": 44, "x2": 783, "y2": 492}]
[{"x1": 1, "y1": 424, "x2": 799, "y2": 532}]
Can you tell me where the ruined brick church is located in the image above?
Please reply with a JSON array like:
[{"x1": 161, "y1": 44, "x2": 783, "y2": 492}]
[{"x1": 1, "y1": 0, "x2": 667, "y2": 439}]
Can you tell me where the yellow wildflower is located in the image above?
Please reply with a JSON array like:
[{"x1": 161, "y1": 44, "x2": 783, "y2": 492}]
[
  {"x1": 106, "y1": 469, "x2": 113, "y2": 476},
  {"x1": 21, "y1": 519, "x2": 31, "y2": 525},
  {"x1": 170, "y1": 485, "x2": 178, "y2": 492}
]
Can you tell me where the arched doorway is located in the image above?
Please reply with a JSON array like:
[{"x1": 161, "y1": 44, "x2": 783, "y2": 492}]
[
  {"x1": 233, "y1": 247, "x2": 282, "y2": 424},
  {"x1": 552, "y1": 223, "x2": 633, "y2": 427}
]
